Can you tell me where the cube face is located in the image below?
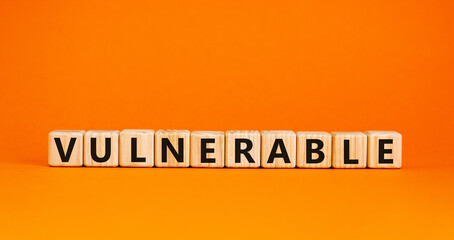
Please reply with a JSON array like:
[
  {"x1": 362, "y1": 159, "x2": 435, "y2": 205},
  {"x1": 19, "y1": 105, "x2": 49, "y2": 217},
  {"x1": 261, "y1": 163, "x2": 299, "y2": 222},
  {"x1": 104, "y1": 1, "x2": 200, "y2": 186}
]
[
  {"x1": 366, "y1": 131, "x2": 402, "y2": 168},
  {"x1": 155, "y1": 130, "x2": 190, "y2": 167},
  {"x1": 84, "y1": 131, "x2": 119, "y2": 167},
  {"x1": 261, "y1": 131, "x2": 296, "y2": 168},
  {"x1": 190, "y1": 131, "x2": 225, "y2": 168},
  {"x1": 225, "y1": 130, "x2": 261, "y2": 168},
  {"x1": 119, "y1": 130, "x2": 154, "y2": 167},
  {"x1": 48, "y1": 130, "x2": 85, "y2": 167},
  {"x1": 296, "y1": 132, "x2": 332, "y2": 168},
  {"x1": 332, "y1": 132, "x2": 367, "y2": 168}
]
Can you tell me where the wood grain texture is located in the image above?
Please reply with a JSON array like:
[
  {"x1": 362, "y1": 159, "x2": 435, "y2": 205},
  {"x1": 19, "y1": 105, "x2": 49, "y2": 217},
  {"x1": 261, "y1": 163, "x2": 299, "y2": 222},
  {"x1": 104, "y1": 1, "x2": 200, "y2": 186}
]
[
  {"x1": 84, "y1": 130, "x2": 119, "y2": 167},
  {"x1": 296, "y1": 132, "x2": 332, "y2": 168},
  {"x1": 332, "y1": 132, "x2": 367, "y2": 168},
  {"x1": 48, "y1": 130, "x2": 85, "y2": 167},
  {"x1": 119, "y1": 129, "x2": 154, "y2": 167},
  {"x1": 155, "y1": 130, "x2": 190, "y2": 167},
  {"x1": 225, "y1": 130, "x2": 261, "y2": 168},
  {"x1": 190, "y1": 131, "x2": 225, "y2": 168},
  {"x1": 261, "y1": 131, "x2": 296, "y2": 168},
  {"x1": 365, "y1": 131, "x2": 402, "y2": 168}
]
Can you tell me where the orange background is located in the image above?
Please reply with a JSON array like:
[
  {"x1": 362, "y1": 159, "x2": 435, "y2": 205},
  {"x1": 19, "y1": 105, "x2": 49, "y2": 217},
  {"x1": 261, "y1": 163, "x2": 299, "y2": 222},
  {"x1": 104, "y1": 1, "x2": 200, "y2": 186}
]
[{"x1": 0, "y1": 0, "x2": 453, "y2": 239}]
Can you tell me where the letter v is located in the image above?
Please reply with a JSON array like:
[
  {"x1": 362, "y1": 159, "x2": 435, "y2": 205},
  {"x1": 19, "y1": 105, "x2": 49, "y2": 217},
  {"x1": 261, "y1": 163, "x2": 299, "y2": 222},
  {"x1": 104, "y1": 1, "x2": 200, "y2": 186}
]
[{"x1": 54, "y1": 138, "x2": 77, "y2": 162}]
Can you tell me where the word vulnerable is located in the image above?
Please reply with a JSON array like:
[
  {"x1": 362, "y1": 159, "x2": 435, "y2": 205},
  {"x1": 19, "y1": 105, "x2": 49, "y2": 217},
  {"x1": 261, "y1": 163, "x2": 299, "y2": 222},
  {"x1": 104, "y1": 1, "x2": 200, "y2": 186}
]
[{"x1": 48, "y1": 130, "x2": 402, "y2": 168}]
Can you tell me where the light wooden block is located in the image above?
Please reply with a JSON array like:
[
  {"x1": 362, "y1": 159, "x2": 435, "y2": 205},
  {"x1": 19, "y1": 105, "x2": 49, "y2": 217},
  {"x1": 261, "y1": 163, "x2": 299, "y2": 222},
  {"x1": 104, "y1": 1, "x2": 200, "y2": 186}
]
[
  {"x1": 190, "y1": 131, "x2": 225, "y2": 168},
  {"x1": 332, "y1": 132, "x2": 367, "y2": 168},
  {"x1": 84, "y1": 130, "x2": 119, "y2": 167},
  {"x1": 296, "y1": 132, "x2": 332, "y2": 168},
  {"x1": 48, "y1": 130, "x2": 85, "y2": 167},
  {"x1": 155, "y1": 130, "x2": 190, "y2": 167},
  {"x1": 119, "y1": 129, "x2": 154, "y2": 167},
  {"x1": 225, "y1": 130, "x2": 261, "y2": 168},
  {"x1": 366, "y1": 131, "x2": 402, "y2": 168},
  {"x1": 261, "y1": 131, "x2": 296, "y2": 168}
]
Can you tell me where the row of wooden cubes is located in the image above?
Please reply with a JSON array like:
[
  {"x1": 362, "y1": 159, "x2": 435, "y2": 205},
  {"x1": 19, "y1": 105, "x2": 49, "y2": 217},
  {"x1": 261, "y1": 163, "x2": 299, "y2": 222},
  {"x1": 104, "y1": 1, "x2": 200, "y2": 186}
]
[{"x1": 49, "y1": 130, "x2": 402, "y2": 168}]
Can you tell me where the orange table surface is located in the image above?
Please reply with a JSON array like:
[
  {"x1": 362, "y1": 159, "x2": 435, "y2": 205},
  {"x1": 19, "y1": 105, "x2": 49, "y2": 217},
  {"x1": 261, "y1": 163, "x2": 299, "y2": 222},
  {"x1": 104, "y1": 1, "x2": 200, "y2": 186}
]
[
  {"x1": 0, "y1": 160, "x2": 452, "y2": 239},
  {"x1": 1, "y1": 0, "x2": 453, "y2": 239}
]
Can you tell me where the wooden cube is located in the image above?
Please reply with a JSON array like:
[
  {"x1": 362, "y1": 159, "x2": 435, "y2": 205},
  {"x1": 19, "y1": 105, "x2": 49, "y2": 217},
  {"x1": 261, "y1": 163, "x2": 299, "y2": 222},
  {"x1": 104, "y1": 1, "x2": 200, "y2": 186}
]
[
  {"x1": 84, "y1": 130, "x2": 119, "y2": 167},
  {"x1": 155, "y1": 130, "x2": 190, "y2": 167},
  {"x1": 190, "y1": 131, "x2": 225, "y2": 168},
  {"x1": 48, "y1": 130, "x2": 85, "y2": 167},
  {"x1": 261, "y1": 131, "x2": 296, "y2": 168},
  {"x1": 119, "y1": 129, "x2": 154, "y2": 167},
  {"x1": 366, "y1": 131, "x2": 402, "y2": 168},
  {"x1": 225, "y1": 130, "x2": 261, "y2": 168},
  {"x1": 296, "y1": 132, "x2": 332, "y2": 168},
  {"x1": 332, "y1": 132, "x2": 367, "y2": 168}
]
